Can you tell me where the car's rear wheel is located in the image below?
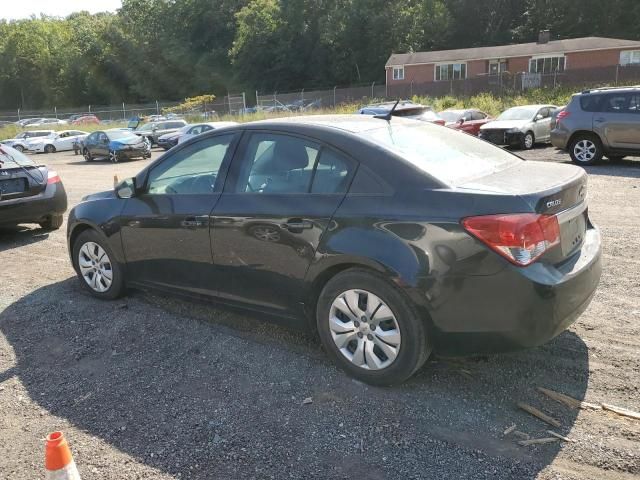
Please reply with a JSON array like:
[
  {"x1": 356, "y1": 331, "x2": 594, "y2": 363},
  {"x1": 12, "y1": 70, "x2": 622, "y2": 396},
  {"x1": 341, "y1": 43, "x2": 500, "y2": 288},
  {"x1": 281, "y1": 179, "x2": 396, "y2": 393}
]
[
  {"x1": 570, "y1": 134, "x2": 603, "y2": 166},
  {"x1": 521, "y1": 131, "x2": 535, "y2": 150},
  {"x1": 316, "y1": 269, "x2": 431, "y2": 385},
  {"x1": 72, "y1": 229, "x2": 125, "y2": 300},
  {"x1": 39, "y1": 214, "x2": 63, "y2": 231},
  {"x1": 14, "y1": 145, "x2": 24, "y2": 152},
  {"x1": 44, "y1": 144, "x2": 56, "y2": 154},
  {"x1": 83, "y1": 148, "x2": 92, "y2": 161}
]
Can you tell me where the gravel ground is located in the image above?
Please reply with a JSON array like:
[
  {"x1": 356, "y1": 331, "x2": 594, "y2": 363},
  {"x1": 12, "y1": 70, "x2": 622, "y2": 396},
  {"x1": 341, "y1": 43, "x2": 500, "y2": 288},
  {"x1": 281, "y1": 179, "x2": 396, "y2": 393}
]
[{"x1": 1, "y1": 146, "x2": 639, "y2": 479}]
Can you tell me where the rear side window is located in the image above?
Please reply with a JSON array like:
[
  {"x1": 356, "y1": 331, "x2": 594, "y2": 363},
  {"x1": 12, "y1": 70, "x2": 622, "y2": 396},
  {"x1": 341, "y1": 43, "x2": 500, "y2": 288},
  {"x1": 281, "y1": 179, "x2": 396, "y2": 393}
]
[
  {"x1": 579, "y1": 95, "x2": 603, "y2": 112},
  {"x1": 311, "y1": 149, "x2": 353, "y2": 194},
  {"x1": 362, "y1": 122, "x2": 520, "y2": 186},
  {"x1": 602, "y1": 94, "x2": 629, "y2": 113}
]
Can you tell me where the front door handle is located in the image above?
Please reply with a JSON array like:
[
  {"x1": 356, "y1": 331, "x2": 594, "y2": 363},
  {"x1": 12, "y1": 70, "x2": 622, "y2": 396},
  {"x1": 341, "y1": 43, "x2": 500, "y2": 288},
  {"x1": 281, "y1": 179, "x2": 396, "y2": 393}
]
[
  {"x1": 181, "y1": 216, "x2": 208, "y2": 228},
  {"x1": 283, "y1": 219, "x2": 313, "y2": 231}
]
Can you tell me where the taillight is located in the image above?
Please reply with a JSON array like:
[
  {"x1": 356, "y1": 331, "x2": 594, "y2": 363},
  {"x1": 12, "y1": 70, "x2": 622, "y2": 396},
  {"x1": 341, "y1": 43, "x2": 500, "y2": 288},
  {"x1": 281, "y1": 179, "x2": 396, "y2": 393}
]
[
  {"x1": 47, "y1": 170, "x2": 61, "y2": 184},
  {"x1": 462, "y1": 213, "x2": 560, "y2": 266},
  {"x1": 557, "y1": 110, "x2": 570, "y2": 120},
  {"x1": 433, "y1": 119, "x2": 446, "y2": 126}
]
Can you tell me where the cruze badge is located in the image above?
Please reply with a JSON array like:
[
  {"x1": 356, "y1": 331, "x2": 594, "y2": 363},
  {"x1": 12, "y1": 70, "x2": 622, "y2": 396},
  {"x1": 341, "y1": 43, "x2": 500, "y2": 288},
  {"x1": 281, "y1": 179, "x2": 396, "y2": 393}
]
[{"x1": 546, "y1": 199, "x2": 562, "y2": 208}]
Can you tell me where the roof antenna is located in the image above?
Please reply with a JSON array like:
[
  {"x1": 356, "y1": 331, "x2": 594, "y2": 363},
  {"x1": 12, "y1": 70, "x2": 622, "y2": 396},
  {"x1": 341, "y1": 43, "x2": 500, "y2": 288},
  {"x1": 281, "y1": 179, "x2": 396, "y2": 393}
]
[{"x1": 374, "y1": 99, "x2": 400, "y2": 121}]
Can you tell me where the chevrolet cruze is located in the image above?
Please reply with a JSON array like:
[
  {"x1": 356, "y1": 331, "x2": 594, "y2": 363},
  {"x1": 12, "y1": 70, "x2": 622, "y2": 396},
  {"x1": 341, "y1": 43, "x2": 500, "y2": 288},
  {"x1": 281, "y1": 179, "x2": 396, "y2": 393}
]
[{"x1": 67, "y1": 115, "x2": 602, "y2": 385}]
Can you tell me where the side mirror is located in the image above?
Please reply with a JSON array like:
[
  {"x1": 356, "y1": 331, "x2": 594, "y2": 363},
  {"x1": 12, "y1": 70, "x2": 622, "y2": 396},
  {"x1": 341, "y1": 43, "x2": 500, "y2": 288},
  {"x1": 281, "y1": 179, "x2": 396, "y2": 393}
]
[
  {"x1": 534, "y1": 114, "x2": 544, "y2": 121},
  {"x1": 115, "y1": 177, "x2": 136, "y2": 199}
]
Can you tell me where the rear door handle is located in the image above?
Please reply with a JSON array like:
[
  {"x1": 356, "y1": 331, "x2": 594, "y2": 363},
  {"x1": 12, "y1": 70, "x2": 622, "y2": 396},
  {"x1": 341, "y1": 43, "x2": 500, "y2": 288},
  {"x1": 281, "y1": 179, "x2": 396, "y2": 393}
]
[{"x1": 181, "y1": 216, "x2": 208, "y2": 228}]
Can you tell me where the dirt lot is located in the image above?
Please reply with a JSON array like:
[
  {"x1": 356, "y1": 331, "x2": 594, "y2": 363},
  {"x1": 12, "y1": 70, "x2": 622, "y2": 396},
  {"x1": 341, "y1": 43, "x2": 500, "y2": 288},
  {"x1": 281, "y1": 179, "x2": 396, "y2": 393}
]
[{"x1": 1, "y1": 145, "x2": 639, "y2": 479}]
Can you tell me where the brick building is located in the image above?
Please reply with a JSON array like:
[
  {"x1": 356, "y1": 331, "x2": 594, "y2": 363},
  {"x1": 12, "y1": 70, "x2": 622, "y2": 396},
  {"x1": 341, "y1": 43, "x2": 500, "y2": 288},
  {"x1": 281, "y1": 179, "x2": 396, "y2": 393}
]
[{"x1": 385, "y1": 32, "x2": 640, "y2": 86}]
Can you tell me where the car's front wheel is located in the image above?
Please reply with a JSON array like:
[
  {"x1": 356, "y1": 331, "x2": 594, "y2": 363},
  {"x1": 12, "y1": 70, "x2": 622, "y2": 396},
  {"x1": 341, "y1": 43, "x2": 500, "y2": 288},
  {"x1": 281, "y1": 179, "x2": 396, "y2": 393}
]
[
  {"x1": 569, "y1": 134, "x2": 603, "y2": 166},
  {"x1": 44, "y1": 144, "x2": 56, "y2": 154},
  {"x1": 316, "y1": 269, "x2": 431, "y2": 385},
  {"x1": 14, "y1": 145, "x2": 24, "y2": 152},
  {"x1": 109, "y1": 150, "x2": 119, "y2": 163},
  {"x1": 521, "y1": 131, "x2": 535, "y2": 150},
  {"x1": 72, "y1": 229, "x2": 125, "y2": 299}
]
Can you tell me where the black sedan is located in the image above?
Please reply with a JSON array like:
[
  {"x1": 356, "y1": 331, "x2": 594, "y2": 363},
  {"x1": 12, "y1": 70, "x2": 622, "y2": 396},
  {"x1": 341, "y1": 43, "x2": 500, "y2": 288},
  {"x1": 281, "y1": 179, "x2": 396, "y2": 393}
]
[
  {"x1": 82, "y1": 130, "x2": 151, "y2": 163},
  {"x1": 66, "y1": 115, "x2": 602, "y2": 385},
  {"x1": 0, "y1": 145, "x2": 67, "y2": 230}
]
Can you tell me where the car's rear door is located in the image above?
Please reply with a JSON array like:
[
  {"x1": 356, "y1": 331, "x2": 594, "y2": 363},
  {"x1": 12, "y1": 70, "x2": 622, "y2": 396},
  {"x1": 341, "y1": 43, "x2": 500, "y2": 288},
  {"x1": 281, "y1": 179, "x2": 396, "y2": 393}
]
[
  {"x1": 119, "y1": 133, "x2": 239, "y2": 293},
  {"x1": 597, "y1": 92, "x2": 640, "y2": 149},
  {"x1": 210, "y1": 131, "x2": 356, "y2": 315}
]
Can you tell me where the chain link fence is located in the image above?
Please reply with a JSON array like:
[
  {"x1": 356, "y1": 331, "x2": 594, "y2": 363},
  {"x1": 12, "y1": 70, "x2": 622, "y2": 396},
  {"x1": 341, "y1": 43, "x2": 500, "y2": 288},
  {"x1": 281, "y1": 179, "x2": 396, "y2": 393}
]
[{"x1": 3, "y1": 65, "x2": 640, "y2": 124}]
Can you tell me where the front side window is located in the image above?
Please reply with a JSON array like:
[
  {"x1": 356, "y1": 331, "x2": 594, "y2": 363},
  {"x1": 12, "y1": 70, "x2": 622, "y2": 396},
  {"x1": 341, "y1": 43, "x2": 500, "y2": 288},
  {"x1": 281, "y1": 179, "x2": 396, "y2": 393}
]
[
  {"x1": 620, "y1": 50, "x2": 640, "y2": 65},
  {"x1": 435, "y1": 63, "x2": 467, "y2": 81},
  {"x1": 529, "y1": 56, "x2": 565, "y2": 74},
  {"x1": 237, "y1": 134, "x2": 319, "y2": 194},
  {"x1": 147, "y1": 134, "x2": 234, "y2": 195},
  {"x1": 392, "y1": 66, "x2": 404, "y2": 80}
]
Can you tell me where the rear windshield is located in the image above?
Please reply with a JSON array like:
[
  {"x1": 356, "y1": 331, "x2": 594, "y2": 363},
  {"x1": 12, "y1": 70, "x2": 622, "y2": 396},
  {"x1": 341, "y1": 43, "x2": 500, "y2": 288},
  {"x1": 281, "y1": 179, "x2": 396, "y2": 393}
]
[
  {"x1": 0, "y1": 145, "x2": 36, "y2": 167},
  {"x1": 361, "y1": 122, "x2": 521, "y2": 185}
]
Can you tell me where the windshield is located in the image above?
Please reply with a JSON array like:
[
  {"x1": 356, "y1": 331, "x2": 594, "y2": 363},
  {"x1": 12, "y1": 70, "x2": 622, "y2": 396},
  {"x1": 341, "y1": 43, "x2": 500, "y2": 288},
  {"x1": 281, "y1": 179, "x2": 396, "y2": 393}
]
[
  {"x1": 0, "y1": 145, "x2": 36, "y2": 167},
  {"x1": 497, "y1": 107, "x2": 538, "y2": 121},
  {"x1": 136, "y1": 123, "x2": 155, "y2": 132},
  {"x1": 439, "y1": 111, "x2": 464, "y2": 122},
  {"x1": 107, "y1": 130, "x2": 139, "y2": 141},
  {"x1": 361, "y1": 122, "x2": 520, "y2": 185}
]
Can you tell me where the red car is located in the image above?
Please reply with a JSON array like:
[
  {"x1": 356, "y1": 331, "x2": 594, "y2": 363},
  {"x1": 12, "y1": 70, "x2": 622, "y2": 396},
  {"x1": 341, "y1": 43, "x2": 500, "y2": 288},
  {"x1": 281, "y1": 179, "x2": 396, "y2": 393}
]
[
  {"x1": 439, "y1": 109, "x2": 491, "y2": 136},
  {"x1": 72, "y1": 115, "x2": 100, "y2": 126}
]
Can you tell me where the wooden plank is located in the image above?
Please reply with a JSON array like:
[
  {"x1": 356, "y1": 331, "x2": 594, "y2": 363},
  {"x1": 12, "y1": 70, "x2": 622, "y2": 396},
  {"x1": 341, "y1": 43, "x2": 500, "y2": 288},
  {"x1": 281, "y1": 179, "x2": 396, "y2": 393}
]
[
  {"x1": 547, "y1": 430, "x2": 576, "y2": 443},
  {"x1": 517, "y1": 402, "x2": 561, "y2": 428},
  {"x1": 503, "y1": 424, "x2": 516, "y2": 435},
  {"x1": 518, "y1": 437, "x2": 559, "y2": 446},
  {"x1": 538, "y1": 387, "x2": 601, "y2": 410},
  {"x1": 601, "y1": 403, "x2": 640, "y2": 420}
]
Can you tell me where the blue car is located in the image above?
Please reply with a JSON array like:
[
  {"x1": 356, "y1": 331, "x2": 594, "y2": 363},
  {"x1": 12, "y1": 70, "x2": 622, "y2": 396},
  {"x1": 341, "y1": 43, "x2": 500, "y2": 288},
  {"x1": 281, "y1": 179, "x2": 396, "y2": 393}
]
[{"x1": 82, "y1": 130, "x2": 151, "y2": 163}]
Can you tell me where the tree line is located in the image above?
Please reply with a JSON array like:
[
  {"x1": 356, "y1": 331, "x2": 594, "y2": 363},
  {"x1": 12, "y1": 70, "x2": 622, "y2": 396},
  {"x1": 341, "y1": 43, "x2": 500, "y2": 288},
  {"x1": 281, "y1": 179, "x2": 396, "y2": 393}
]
[{"x1": 1, "y1": 0, "x2": 639, "y2": 110}]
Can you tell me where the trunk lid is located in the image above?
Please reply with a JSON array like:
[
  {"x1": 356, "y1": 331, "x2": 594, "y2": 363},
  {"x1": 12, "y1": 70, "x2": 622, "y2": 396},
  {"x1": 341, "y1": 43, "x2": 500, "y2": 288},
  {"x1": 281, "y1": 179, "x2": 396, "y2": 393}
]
[
  {"x1": 0, "y1": 165, "x2": 48, "y2": 201},
  {"x1": 459, "y1": 161, "x2": 588, "y2": 263}
]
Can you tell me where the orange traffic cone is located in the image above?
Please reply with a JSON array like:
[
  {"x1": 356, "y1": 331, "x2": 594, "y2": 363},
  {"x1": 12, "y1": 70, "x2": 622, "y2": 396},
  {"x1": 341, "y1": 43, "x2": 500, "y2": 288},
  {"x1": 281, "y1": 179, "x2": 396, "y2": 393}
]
[{"x1": 45, "y1": 431, "x2": 82, "y2": 479}]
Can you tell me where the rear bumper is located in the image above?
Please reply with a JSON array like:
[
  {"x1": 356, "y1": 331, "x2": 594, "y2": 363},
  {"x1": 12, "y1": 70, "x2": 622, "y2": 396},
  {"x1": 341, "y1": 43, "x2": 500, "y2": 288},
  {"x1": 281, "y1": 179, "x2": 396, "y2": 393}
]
[
  {"x1": 430, "y1": 227, "x2": 602, "y2": 355},
  {"x1": 0, "y1": 182, "x2": 67, "y2": 225}
]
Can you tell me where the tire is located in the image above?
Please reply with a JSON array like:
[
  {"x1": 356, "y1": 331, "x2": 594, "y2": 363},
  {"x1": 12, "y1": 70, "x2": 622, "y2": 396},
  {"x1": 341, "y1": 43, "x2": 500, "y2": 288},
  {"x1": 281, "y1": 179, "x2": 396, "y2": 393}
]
[
  {"x1": 569, "y1": 134, "x2": 603, "y2": 166},
  {"x1": 146, "y1": 136, "x2": 155, "y2": 147},
  {"x1": 44, "y1": 144, "x2": 56, "y2": 154},
  {"x1": 83, "y1": 148, "x2": 92, "y2": 162},
  {"x1": 109, "y1": 150, "x2": 119, "y2": 163},
  {"x1": 72, "y1": 229, "x2": 125, "y2": 300},
  {"x1": 520, "y1": 131, "x2": 535, "y2": 150},
  {"x1": 607, "y1": 155, "x2": 625, "y2": 162},
  {"x1": 39, "y1": 214, "x2": 64, "y2": 231},
  {"x1": 14, "y1": 145, "x2": 24, "y2": 153},
  {"x1": 316, "y1": 268, "x2": 431, "y2": 385}
]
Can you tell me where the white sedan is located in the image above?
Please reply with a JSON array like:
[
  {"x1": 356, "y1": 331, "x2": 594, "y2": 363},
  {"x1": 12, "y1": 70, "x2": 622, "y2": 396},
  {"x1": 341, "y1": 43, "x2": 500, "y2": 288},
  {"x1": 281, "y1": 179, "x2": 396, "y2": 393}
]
[
  {"x1": 25, "y1": 130, "x2": 89, "y2": 153},
  {"x1": 177, "y1": 122, "x2": 238, "y2": 144}
]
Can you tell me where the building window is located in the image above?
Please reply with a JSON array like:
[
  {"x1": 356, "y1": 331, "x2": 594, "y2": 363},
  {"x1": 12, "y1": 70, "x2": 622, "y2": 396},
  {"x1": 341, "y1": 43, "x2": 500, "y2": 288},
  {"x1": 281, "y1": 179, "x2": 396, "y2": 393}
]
[
  {"x1": 620, "y1": 50, "x2": 640, "y2": 65},
  {"x1": 489, "y1": 60, "x2": 507, "y2": 75},
  {"x1": 435, "y1": 63, "x2": 467, "y2": 81},
  {"x1": 529, "y1": 55, "x2": 565, "y2": 74},
  {"x1": 392, "y1": 66, "x2": 404, "y2": 80}
]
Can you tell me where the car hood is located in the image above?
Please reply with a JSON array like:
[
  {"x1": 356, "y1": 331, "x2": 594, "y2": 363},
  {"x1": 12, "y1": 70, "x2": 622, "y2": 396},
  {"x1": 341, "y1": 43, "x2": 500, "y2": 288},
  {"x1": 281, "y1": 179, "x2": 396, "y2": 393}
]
[
  {"x1": 82, "y1": 190, "x2": 117, "y2": 201},
  {"x1": 111, "y1": 136, "x2": 144, "y2": 147},
  {"x1": 480, "y1": 120, "x2": 530, "y2": 130},
  {"x1": 159, "y1": 131, "x2": 181, "y2": 140}
]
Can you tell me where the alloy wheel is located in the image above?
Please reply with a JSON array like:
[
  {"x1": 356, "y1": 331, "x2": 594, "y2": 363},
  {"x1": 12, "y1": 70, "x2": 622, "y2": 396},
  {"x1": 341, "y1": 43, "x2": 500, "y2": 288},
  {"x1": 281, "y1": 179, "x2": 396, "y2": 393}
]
[
  {"x1": 109, "y1": 151, "x2": 119, "y2": 163},
  {"x1": 328, "y1": 289, "x2": 401, "y2": 370},
  {"x1": 573, "y1": 139, "x2": 597, "y2": 163},
  {"x1": 45, "y1": 145, "x2": 55, "y2": 154},
  {"x1": 78, "y1": 242, "x2": 113, "y2": 293},
  {"x1": 83, "y1": 149, "x2": 91, "y2": 161},
  {"x1": 524, "y1": 133, "x2": 534, "y2": 149},
  {"x1": 251, "y1": 226, "x2": 280, "y2": 242}
]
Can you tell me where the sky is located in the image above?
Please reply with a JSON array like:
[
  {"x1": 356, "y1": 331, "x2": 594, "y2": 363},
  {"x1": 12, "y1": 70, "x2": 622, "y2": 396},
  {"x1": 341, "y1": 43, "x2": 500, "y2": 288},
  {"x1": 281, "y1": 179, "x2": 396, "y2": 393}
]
[{"x1": 2, "y1": 0, "x2": 122, "y2": 20}]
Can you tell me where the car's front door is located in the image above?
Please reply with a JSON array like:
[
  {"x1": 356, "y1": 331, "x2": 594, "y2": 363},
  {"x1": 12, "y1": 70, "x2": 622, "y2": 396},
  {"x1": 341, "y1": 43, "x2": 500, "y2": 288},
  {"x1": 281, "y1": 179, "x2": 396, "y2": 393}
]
[
  {"x1": 533, "y1": 107, "x2": 552, "y2": 141},
  {"x1": 211, "y1": 131, "x2": 356, "y2": 315},
  {"x1": 94, "y1": 132, "x2": 110, "y2": 157},
  {"x1": 119, "y1": 133, "x2": 238, "y2": 293},
  {"x1": 597, "y1": 92, "x2": 640, "y2": 149}
]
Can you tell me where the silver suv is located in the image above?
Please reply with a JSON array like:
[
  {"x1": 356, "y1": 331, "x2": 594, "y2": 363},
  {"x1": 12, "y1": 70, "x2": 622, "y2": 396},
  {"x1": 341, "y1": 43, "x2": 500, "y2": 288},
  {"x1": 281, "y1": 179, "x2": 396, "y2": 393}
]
[{"x1": 551, "y1": 87, "x2": 640, "y2": 165}]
